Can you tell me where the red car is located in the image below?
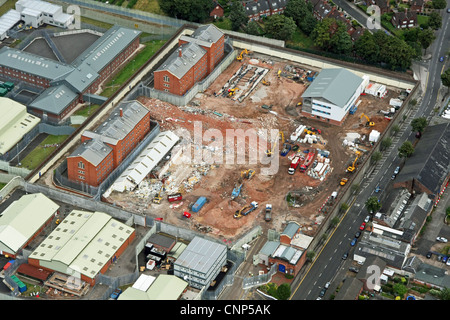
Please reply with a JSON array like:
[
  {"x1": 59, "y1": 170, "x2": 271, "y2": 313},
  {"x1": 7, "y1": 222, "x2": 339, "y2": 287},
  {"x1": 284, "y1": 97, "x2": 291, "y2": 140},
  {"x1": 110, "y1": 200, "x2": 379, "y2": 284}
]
[{"x1": 359, "y1": 222, "x2": 366, "y2": 230}]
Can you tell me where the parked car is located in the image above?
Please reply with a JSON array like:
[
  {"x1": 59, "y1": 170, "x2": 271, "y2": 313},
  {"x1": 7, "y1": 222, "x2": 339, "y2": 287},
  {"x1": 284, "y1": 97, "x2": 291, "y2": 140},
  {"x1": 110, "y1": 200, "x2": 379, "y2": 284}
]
[
  {"x1": 443, "y1": 256, "x2": 448, "y2": 263},
  {"x1": 292, "y1": 145, "x2": 300, "y2": 151},
  {"x1": 349, "y1": 266, "x2": 359, "y2": 273},
  {"x1": 437, "y1": 237, "x2": 448, "y2": 243},
  {"x1": 324, "y1": 282, "x2": 331, "y2": 289},
  {"x1": 364, "y1": 215, "x2": 370, "y2": 223},
  {"x1": 440, "y1": 56, "x2": 445, "y2": 62},
  {"x1": 280, "y1": 144, "x2": 291, "y2": 156},
  {"x1": 375, "y1": 186, "x2": 381, "y2": 193},
  {"x1": 350, "y1": 238, "x2": 358, "y2": 246},
  {"x1": 110, "y1": 288, "x2": 122, "y2": 300},
  {"x1": 426, "y1": 251, "x2": 432, "y2": 259},
  {"x1": 342, "y1": 252, "x2": 349, "y2": 260},
  {"x1": 393, "y1": 166, "x2": 400, "y2": 175},
  {"x1": 355, "y1": 231, "x2": 361, "y2": 238},
  {"x1": 447, "y1": 258, "x2": 450, "y2": 266},
  {"x1": 359, "y1": 222, "x2": 366, "y2": 230},
  {"x1": 319, "y1": 288, "x2": 327, "y2": 297}
]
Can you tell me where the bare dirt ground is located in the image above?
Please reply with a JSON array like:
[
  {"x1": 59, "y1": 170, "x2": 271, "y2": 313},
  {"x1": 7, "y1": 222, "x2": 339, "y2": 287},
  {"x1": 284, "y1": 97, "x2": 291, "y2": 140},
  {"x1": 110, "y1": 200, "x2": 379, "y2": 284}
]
[{"x1": 105, "y1": 53, "x2": 402, "y2": 242}]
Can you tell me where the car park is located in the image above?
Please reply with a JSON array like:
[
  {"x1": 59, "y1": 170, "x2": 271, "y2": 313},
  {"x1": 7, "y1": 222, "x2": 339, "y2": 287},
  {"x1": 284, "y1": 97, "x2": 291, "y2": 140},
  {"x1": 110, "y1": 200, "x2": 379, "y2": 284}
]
[
  {"x1": 350, "y1": 238, "x2": 358, "y2": 246},
  {"x1": 360, "y1": 222, "x2": 366, "y2": 230},
  {"x1": 437, "y1": 237, "x2": 448, "y2": 243}
]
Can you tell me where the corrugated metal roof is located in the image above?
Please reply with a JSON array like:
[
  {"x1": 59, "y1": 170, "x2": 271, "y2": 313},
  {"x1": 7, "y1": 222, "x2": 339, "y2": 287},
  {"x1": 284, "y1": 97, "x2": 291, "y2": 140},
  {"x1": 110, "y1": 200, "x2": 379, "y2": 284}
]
[
  {"x1": 30, "y1": 210, "x2": 134, "y2": 279},
  {"x1": 302, "y1": 68, "x2": 364, "y2": 108},
  {"x1": 0, "y1": 193, "x2": 59, "y2": 254},
  {"x1": 0, "y1": 9, "x2": 21, "y2": 39},
  {"x1": 175, "y1": 237, "x2": 226, "y2": 274},
  {"x1": 145, "y1": 275, "x2": 188, "y2": 300}
]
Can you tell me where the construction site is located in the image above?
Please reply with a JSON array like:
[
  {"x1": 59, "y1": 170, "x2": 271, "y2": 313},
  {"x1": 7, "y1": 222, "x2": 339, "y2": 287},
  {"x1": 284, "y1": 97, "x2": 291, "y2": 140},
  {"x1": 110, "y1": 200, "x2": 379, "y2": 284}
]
[{"x1": 104, "y1": 50, "x2": 404, "y2": 242}]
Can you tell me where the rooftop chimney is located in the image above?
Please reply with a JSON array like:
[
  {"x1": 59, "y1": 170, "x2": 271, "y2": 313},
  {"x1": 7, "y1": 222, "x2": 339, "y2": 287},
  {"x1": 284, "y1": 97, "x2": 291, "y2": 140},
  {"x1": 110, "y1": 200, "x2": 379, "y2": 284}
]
[
  {"x1": 120, "y1": 108, "x2": 123, "y2": 117},
  {"x1": 179, "y1": 48, "x2": 182, "y2": 57}
]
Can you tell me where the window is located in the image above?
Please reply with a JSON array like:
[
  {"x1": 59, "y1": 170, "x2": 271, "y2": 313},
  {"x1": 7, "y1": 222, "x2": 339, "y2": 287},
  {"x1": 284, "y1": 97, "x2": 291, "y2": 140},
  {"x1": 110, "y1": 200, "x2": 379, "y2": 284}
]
[
  {"x1": 163, "y1": 75, "x2": 170, "y2": 82},
  {"x1": 78, "y1": 161, "x2": 85, "y2": 169}
]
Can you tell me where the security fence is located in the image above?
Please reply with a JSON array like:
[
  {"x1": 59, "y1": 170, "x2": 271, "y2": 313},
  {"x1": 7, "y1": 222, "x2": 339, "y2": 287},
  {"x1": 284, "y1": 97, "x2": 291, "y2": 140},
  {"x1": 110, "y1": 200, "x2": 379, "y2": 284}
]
[{"x1": 242, "y1": 262, "x2": 278, "y2": 290}]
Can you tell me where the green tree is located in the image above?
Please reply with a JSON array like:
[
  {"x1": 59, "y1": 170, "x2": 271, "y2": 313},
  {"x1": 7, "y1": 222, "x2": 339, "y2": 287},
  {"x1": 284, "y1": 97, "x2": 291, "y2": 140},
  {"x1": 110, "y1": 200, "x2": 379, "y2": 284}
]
[
  {"x1": 329, "y1": 21, "x2": 353, "y2": 55},
  {"x1": 229, "y1": 0, "x2": 248, "y2": 31},
  {"x1": 418, "y1": 28, "x2": 436, "y2": 55},
  {"x1": 246, "y1": 20, "x2": 261, "y2": 36},
  {"x1": 311, "y1": 18, "x2": 333, "y2": 50},
  {"x1": 432, "y1": 0, "x2": 447, "y2": 9},
  {"x1": 340, "y1": 203, "x2": 349, "y2": 213},
  {"x1": 392, "y1": 124, "x2": 400, "y2": 135},
  {"x1": 264, "y1": 14, "x2": 297, "y2": 41},
  {"x1": 441, "y1": 68, "x2": 450, "y2": 94},
  {"x1": 365, "y1": 196, "x2": 381, "y2": 214},
  {"x1": 439, "y1": 287, "x2": 450, "y2": 300},
  {"x1": 158, "y1": 0, "x2": 214, "y2": 23},
  {"x1": 428, "y1": 11, "x2": 442, "y2": 29},
  {"x1": 354, "y1": 30, "x2": 379, "y2": 63},
  {"x1": 306, "y1": 251, "x2": 316, "y2": 262},
  {"x1": 277, "y1": 283, "x2": 291, "y2": 300},
  {"x1": 398, "y1": 141, "x2": 415, "y2": 158},
  {"x1": 411, "y1": 117, "x2": 427, "y2": 133},
  {"x1": 393, "y1": 283, "x2": 408, "y2": 298},
  {"x1": 284, "y1": 0, "x2": 317, "y2": 34},
  {"x1": 371, "y1": 151, "x2": 382, "y2": 165},
  {"x1": 380, "y1": 137, "x2": 392, "y2": 151}
]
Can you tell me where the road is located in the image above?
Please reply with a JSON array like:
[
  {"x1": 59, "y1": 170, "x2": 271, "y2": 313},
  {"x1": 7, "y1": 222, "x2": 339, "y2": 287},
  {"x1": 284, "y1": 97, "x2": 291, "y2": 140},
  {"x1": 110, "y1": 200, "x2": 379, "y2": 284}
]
[{"x1": 290, "y1": 7, "x2": 450, "y2": 300}]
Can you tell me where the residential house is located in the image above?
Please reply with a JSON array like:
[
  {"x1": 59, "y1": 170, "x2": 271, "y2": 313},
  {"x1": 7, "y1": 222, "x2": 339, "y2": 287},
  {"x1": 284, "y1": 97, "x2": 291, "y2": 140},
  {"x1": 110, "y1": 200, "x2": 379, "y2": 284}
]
[
  {"x1": 210, "y1": 0, "x2": 224, "y2": 19},
  {"x1": 391, "y1": 9, "x2": 417, "y2": 28},
  {"x1": 410, "y1": 0, "x2": 424, "y2": 13}
]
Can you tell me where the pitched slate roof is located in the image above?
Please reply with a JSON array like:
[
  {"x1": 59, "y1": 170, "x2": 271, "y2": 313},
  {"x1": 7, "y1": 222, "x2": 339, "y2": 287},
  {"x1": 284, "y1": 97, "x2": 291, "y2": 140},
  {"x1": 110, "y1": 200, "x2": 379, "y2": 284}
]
[{"x1": 395, "y1": 123, "x2": 450, "y2": 199}]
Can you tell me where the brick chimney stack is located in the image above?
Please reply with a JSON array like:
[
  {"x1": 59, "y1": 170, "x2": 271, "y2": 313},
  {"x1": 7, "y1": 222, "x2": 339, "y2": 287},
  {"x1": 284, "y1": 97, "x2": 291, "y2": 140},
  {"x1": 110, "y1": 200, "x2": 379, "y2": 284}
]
[{"x1": 120, "y1": 108, "x2": 123, "y2": 117}]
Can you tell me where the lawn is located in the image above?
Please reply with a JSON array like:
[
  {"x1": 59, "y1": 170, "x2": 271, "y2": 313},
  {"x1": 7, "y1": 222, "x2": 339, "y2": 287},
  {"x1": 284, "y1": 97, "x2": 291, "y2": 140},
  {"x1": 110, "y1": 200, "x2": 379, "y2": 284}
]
[
  {"x1": 213, "y1": 18, "x2": 233, "y2": 31},
  {"x1": 19, "y1": 135, "x2": 69, "y2": 170},
  {"x1": 73, "y1": 104, "x2": 101, "y2": 117},
  {"x1": 287, "y1": 28, "x2": 315, "y2": 49},
  {"x1": 130, "y1": 0, "x2": 165, "y2": 15},
  {"x1": 101, "y1": 39, "x2": 166, "y2": 97},
  {"x1": 0, "y1": 0, "x2": 17, "y2": 16},
  {"x1": 0, "y1": 183, "x2": 5, "y2": 190}
]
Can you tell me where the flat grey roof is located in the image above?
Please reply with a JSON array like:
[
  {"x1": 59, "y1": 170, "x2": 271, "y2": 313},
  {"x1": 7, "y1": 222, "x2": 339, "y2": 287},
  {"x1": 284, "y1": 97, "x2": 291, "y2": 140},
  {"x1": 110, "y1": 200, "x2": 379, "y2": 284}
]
[
  {"x1": 155, "y1": 41, "x2": 206, "y2": 79},
  {"x1": 302, "y1": 68, "x2": 364, "y2": 108},
  {"x1": 68, "y1": 137, "x2": 113, "y2": 167}
]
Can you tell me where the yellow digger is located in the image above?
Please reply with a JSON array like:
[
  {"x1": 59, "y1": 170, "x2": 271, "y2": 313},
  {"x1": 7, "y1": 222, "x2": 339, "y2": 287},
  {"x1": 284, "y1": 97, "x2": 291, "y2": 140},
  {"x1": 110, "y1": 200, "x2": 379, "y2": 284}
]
[
  {"x1": 266, "y1": 132, "x2": 285, "y2": 157},
  {"x1": 347, "y1": 151, "x2": 361, "y2": 173},
  {"x1": 360, "y1": 113, "x2": 375, "y2": 127},
  {"x1": 262, "y1": 79, "x2": 270, "y2": 86},
  {"x1": 236, "y1": 49, "x2": 248, "y2": 61},
  {"x1": 241, "y1": 169, "x2": 255, "y2": 180}
]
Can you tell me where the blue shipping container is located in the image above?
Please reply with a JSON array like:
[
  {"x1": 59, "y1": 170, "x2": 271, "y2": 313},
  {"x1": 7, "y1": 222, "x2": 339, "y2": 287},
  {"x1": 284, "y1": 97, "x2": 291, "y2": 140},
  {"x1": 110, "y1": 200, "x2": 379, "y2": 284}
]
[{"x1": 192, "y1": 197, "x2": 207, "y2": 213}]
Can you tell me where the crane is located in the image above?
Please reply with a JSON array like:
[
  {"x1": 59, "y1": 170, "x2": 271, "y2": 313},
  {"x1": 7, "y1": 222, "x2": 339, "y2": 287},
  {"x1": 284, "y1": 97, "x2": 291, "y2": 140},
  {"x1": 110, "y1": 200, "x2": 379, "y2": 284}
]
[
  {"x1": 360, "y1": 113, "x2": 375, "y2": 127},
  {"x1": 266, "y1": 132, "x2": 285, "y2": 157},
  {"x1": 346, "y1": 151, "x2": 361, "y2": 173}
]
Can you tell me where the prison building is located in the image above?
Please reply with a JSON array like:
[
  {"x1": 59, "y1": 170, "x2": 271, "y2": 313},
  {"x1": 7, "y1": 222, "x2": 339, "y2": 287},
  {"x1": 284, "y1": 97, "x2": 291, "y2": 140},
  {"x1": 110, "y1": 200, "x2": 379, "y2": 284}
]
[{"x1": 67, "y1": 100, "x2": 151, "y2": 187}]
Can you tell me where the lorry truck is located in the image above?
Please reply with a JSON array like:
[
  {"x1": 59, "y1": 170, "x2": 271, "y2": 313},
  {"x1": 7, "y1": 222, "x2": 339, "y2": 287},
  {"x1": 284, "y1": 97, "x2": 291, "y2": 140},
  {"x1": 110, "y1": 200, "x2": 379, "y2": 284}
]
[
  {"x1": 234, "y1": 201, "x2": 258, "y2": 219},
  {"x1": 288, "y1": 155, "x2": 302, "y2": 175},
  {"x1": 264, "y1": 204, "x2": 272, "y2": 222},
  {"x1": 299, "y1": 151, "x2": 315, "y2": 172}
]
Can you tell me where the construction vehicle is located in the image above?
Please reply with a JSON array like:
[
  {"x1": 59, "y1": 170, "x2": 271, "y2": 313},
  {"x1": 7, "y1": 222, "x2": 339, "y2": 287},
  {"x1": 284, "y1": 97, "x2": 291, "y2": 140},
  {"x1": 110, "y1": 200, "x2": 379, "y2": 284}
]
[
  {"x1": 262, "y1": 79, "x2": 270, "y2": 86},
  {"x1": 288, "y1": 155, "x2": 302, "y2": 175},
  {"x1": 299, "y1": 151, "x2": 315, "y2": 172},
  {"x1": 266, "y1": 131, "x2": 285, "y2": 157},
  {"x1": 264, "y1": 204, "x2": 272, "y2": 222},
  {"x1": 346, "y1": 151, "x2": 361, "y2": 173},
  {"x1": 277, "y1": 69, "x2": 281, "y2": 78},
  {"x1": 340, "y1": 178, "x2": 348, "y2": 186},
  {"x1": 152, "y1": 183, "x2": 164, "y2": 204},
  {"x1": 234, "y1": 201, "x2": 258, "y2": 219},
  {"x1": 228, "y1": 87, "x2": 239, "y2": 97},
  {"x1": 360, "y1": 113, "x2": 375, "y2": 127},
  {"x1": 236, "y1": 49, "x2": 248, "y2": 61},
  {"x1": 231, "y1": 183, "x2": 243, "y2": 200},
  {"x1": 241, "y1": 169, "x2": 255, "y2": 180}
]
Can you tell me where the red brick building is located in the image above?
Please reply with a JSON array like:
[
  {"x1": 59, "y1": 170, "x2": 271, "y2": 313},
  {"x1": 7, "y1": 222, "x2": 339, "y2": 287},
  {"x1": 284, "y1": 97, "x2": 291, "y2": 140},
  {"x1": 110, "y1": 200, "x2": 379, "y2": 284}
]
[
  {"x1": 154, "y1": 24, "x2": 225, "y2": 96},
  {"x1": 67, "y1": 100, "x2": 151, "y2": 187},
  {"x1": 210, "y1": 0, "x2": 224, "y2": 18}
]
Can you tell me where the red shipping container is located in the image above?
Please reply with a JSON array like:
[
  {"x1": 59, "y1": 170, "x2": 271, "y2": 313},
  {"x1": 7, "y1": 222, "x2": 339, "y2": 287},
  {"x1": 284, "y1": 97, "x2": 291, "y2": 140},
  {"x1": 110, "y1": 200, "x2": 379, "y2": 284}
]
[{"x1": 167, "y1": 193, "x2": 182, "y2": 202}]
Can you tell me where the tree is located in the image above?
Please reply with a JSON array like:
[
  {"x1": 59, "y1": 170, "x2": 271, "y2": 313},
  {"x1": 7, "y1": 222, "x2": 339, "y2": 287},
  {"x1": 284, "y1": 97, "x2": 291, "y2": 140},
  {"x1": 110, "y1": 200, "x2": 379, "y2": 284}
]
[
  {"x1": 398, "y1": 141, "x2": 415, "y2": 158},
  {"x1": 284, "y1": 0, "x2": 317, "y2": 35},
  {"x1": 411, "y1": 117, "x2": 427, "y2": 133},
  {"x1": 380, "y1": 137, "x2": 392, "y2": 151},
  {"x1": 428, "y1": 11, "x2": 442, "y2": 30},
  {"x1": 354, "y1": 30, "x2": 379, "y2": 63},
  {"x1": 418, "y1": 28, "x2": 436, "y2": 55},
  {"x1": 246, "y1": 20, "x2": 261, "y2": 36},
  {"x1": 229, "y1": 0, "x2": 248, "y2": 31},
  {"x1": 306, "y1": 251, "x2": 316, "y2": 262},
  {"x1": 441, "y1": 68, "x2": 450, "y2": 94},
  {"x1": 158, "y1": 0, "x2": 214, "y2": 23},
  {"x1": 439, "y1": 287, "x2": 450, "y2": 300},
  {"x1": 366, "y1": 196, "x2": 381, "y2": 214},
  {"x1": 431, "y1": 0, "x2": 447, "y2": 9},
  {"x1": 393, "y1": 283, "x2": 408, "y2": 298},
  {"x1": 391, "y1": 124, "x2": 400, "y2": 135},
  {"x1": 371, "y1": 151, "x2": 382, "y2": 165},
  {"x1": 277, "y1": 283, "x2": 291, "y2": 300},
  {"x1": 328, "y1": 21, "x2": 353, "y2": 55},
  {"x1": 264, "y1": 15, "x2": 297, "y2": 41}
]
